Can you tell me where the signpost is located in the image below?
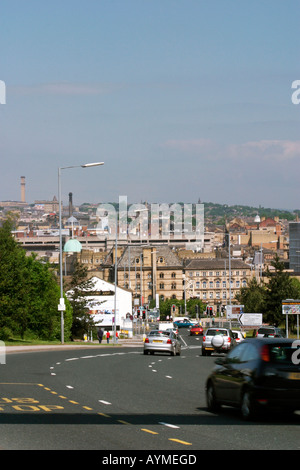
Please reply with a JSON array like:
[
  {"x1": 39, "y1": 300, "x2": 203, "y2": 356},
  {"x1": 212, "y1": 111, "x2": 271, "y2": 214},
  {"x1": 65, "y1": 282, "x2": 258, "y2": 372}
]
[
  {"x1": 238, "y1": 313, "x2": 262, "y2": 327},
  {"x1": 226, "y1": 305, "x2": 244, "y2": 319},
  {"x1": 282, "y1": 300, "x2": 300, "y2": 338}
]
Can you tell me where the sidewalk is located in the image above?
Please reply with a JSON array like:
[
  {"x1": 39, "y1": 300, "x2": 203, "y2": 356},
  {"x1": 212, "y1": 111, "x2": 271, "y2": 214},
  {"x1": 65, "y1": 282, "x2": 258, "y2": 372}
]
[{"x1": 4, "y1": 335, "x2": 144, "y2": 353}]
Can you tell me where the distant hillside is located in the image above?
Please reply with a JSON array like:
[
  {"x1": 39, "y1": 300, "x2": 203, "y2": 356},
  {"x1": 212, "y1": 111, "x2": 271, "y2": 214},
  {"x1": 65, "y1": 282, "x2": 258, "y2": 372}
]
[{"x1": 202, "y1": 202, "x2": 297, "y2": 221}]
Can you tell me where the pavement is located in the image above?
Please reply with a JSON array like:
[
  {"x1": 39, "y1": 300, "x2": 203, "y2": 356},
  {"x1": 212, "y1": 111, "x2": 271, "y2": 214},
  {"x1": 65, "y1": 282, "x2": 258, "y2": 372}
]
[{"x1": 4, "y1": 335, "x2": 144, "y2": 353}]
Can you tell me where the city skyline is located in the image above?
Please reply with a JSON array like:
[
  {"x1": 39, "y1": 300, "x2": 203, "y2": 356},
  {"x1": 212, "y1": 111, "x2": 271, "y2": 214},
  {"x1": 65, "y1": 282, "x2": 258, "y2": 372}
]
[{"x1": 1, "y1": 1, "x2": 299, "y2": 209}]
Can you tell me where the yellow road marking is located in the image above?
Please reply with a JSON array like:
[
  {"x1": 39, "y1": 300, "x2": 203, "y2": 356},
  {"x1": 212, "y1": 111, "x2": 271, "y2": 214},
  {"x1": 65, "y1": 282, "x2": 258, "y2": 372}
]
[
  {"x1": 141, "y1": 428, "x2": 159, "y2": 435},
  {"x1": 169, "y1": 438, "x2": 192, "y2": 446}
]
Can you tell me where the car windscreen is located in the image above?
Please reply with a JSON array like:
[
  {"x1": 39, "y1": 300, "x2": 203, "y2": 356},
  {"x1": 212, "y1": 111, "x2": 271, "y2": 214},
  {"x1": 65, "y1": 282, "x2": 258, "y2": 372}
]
[{"x1": 206, "y1": 329, "x2": 227, "y2": 336}]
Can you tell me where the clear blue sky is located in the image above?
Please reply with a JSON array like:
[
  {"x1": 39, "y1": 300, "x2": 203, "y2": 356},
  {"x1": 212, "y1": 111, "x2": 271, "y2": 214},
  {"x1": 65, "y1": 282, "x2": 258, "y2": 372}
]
[{"x1": 1, "y1": 0, "x2": 299, "y2": 210}]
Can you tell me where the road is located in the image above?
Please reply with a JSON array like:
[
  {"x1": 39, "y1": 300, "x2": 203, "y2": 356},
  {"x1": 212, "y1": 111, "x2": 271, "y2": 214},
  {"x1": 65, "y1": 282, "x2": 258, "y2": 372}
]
[{"x1": 1, "y1": 329, "x2": 300, "y2": 451}]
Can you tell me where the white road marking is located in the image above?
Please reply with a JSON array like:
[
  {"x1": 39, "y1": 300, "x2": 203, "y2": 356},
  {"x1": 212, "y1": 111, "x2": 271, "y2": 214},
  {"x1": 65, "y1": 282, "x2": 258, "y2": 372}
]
[{"x1": 99, "y1": 400, "x2": 111, "y2": 405}]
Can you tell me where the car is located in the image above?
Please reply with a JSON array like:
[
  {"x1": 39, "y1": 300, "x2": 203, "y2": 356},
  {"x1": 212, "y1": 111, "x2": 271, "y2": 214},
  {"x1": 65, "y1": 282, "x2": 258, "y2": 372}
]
[
  {"x1": 202, "y1": 328, "x2": 236, "y2": 356},
  {"x1": 232, "y1": 330, "x2": 245, "y2": 343},
  {"x1": 256, "y1": 326, "x2": 286, "y2": 338},
  {"x1": 190, "y1": 324, "x2": 204, "y2": 336},
  {"x1": 144, "y1": 330, "x2": 181, "y2": 356},
  {"x1": 205, "y1": 338, "x2": 300, "y2": 420},
  {"x1": 173, "y1": 319, "x2": 194, "y2": 328},
  {"x1": 165, "y1": 327, "x2": 179, "y2": 335}
]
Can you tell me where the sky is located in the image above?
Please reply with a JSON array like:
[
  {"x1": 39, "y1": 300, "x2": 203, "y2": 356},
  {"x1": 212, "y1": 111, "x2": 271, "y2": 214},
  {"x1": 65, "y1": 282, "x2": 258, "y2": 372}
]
[{"x1": 0, "y1": 0, "x2": 299, "y2": 210}]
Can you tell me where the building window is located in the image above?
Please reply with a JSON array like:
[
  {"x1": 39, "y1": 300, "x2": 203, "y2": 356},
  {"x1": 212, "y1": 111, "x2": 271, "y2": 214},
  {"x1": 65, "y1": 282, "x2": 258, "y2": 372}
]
[
  {"x1": 203, "y1": 281, "x2": 207, "y2": 289},
  {"x1": 171, "y1": 282, "x2": 176, "y2": 290},
  {"x1": 159, "y1": 273, "x2": 164, "y2": 279},
  {"x1": 171, "y1": 272, "x2": 176, "y2": 278},
  {"x1": 159, "y1": 283, "x2": 164, "y2": 289}
]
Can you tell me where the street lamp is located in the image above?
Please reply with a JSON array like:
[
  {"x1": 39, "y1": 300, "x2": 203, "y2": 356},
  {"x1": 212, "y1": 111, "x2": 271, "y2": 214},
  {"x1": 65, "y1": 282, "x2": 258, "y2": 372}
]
[{"x1": 58, "y1": 161, "x2": 104, "y2": 344}]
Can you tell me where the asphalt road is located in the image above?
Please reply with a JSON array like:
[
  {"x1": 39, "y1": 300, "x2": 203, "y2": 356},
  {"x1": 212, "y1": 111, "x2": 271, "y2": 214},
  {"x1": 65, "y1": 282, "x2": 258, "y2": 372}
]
[{"x1": 1, "y1": 329, "x2": 300, "y2": 452}]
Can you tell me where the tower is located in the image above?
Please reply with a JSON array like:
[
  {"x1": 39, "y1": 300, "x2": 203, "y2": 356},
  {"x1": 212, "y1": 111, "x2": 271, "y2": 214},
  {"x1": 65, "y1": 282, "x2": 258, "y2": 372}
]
[{"x1": 20, "y1": 176, "x2": 26, "y2": 203}]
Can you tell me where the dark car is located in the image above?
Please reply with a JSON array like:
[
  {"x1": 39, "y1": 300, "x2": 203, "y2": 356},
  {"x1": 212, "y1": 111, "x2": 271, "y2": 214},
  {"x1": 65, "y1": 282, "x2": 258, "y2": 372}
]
[
  {"x1": 256, "y1": 326, "x2": 286, "y2": 338},
  {"x1": 205, "y1": 338, "x2": 300, "y2": 420}
]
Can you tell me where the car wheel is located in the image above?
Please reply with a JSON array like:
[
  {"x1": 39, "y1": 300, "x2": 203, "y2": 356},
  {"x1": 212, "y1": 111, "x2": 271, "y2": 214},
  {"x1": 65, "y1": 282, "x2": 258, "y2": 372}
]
[
  {"x1": 241, "y1": 390, "x2": 257, "y2": 420},
  {"x1": 202, "y1": 348, "x2": 206, "y2": 356},
  {"x1": 206, "y1": 382, "x2": 220, "y2": 413}
]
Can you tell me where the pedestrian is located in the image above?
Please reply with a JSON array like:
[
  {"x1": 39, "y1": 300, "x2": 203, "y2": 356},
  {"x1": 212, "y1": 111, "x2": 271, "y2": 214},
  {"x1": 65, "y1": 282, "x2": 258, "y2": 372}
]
[
  {"x1": 115, "y1": 331, "x2": 119, "y2": 343},
  {"x1": 97, "y1": 328, "x2": 103, "y2": 344},
  {"x1": 106, "y1": 330, "x2": 110, "y2": 344}
]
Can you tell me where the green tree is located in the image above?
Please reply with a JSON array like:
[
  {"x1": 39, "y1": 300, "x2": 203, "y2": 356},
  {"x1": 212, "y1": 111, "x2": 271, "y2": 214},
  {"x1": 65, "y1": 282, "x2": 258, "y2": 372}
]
[
  {"x1": 0, "y1": 215, "x2": 71, "y2": 340},
  {"x1": 236, "y1": 277, "x2": 266, "y2": 314},
  {"x1": 264, "y1": 255, "x2": 299, "y2": 326},
  {"x1": 65, "y1": 262, "x2": 97, "y2": 340}
]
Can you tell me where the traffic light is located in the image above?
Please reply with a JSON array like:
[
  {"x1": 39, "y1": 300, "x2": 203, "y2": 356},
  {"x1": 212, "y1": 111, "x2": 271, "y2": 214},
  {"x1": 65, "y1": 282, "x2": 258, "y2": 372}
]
[
  {"x1": 206, "y1": 306, "x2": 213, "y2": 316},
  {"x1": 142, "y1": 309, "x2": 146, "y2": 320}
]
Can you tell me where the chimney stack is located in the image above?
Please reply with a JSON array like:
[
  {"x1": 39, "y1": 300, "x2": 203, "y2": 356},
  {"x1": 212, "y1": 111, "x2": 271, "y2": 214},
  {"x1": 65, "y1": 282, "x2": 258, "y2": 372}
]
[
  {"x1": 69, "y1": 192, "x2": 73, "y2": 217},
  {"x1": 20, "y1": 176, "x2": 26, "y2": 203}
]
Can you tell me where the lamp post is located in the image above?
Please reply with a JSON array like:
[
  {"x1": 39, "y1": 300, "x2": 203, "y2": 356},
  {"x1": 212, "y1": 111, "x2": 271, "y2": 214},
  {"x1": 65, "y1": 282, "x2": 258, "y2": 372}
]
[{"x1": 58, "y1": 162, "x2": 104, "y2": 344}]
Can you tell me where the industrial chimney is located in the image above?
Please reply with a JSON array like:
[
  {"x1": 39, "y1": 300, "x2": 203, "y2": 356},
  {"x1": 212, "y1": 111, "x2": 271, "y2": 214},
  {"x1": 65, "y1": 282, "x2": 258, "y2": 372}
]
[
  {"x1": 20, "y1": 176, "x2": 26, "y2": 203},
  {"x1": 69, "y1": 192, "x2": 73, "y2": 217}
]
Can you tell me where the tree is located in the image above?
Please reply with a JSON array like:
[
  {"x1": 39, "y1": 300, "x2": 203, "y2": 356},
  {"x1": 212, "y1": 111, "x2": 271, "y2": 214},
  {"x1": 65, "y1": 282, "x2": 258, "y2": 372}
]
[
  {"x1": 236, "y1": 277, "x2": 266, "y2": 314},
  {"x1": 65, "y1": 262, "x2": 97, "y2": 340},
  {"x1": 264, "y1": 255, "x2": 300, "y2": 326},
  {"x1": 0, "y1": 214, "x2": 71, "y2": 340}
]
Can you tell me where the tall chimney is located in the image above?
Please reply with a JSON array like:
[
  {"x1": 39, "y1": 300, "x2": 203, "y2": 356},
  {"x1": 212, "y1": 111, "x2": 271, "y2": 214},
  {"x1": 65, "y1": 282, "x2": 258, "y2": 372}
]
[
  {"x1": 69, "y1": 192, "x2": 73, "y2": 217},
  {"x1": 20, "y1": 176, "x2": 26, "y2": 202}
]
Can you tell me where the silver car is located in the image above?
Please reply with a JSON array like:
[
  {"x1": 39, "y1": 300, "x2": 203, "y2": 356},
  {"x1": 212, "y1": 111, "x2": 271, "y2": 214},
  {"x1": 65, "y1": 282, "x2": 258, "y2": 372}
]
[
  {"x1": 202, "y1": 328, "x2": 236, "y2": 356},
  {"x1": 144, "y1": 330, "x2": 181, "y2": 356}
]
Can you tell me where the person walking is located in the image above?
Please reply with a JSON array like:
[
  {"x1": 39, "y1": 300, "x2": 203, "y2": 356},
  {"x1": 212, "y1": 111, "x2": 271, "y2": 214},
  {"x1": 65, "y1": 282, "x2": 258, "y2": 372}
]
[
  {"x1": 97, "y1": 328, "x2": 103, "y2": 344},
  {"x1": 106, "y1": 330, "x2": 110, "y2": 344}
]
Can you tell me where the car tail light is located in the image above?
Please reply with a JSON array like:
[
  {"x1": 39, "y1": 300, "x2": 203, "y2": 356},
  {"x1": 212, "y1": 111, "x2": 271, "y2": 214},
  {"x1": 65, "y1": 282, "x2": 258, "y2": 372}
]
[
  {"x1": 145, "y1": 338, "x2": 149, "y2": 343},
  {"x1": 228, "y1": 337, "x2": 231, "y2": 343},
  {"x1": 167, "y1": 339, "x2": 172, "y2": 344},
  {"x1": 261, "y1": 344, "x2": 270, "y2": 362},
  {"x1": 203, "y1": 336, "x2": 206, "y2": 342}
]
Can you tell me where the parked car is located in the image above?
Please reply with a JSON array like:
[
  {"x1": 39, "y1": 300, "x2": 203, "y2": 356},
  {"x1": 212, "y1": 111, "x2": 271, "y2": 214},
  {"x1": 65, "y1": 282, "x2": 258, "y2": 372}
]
[
  {"x1": 144, "y1": 330, "x2": 181, "y2": 356},
  {"x1": 256, "y1": 326, "x2": 285, "y2": 338},
  {"x1": 202, "y1": 328, "x2": 236, "y2": 356},
  {"x1": 232, "y1": 330, "x2": 245, "y2": 344},
  {"x1": 205, "y1": 338, "x2": 300, "y2": 420},
  {"x1": 190, "y1": 324, "x2": 204, "y2": 336},
  {"x1": 173, "y1": 319, "x2": 194, "y2": 328}
]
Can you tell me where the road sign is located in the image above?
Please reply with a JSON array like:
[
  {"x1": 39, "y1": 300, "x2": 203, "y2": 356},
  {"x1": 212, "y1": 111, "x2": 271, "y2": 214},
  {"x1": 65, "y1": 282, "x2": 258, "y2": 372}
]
[
  {"x1": 282, "y1": 300, "x2": 300, "y2": 315},
  {"x1": 227, "y1": 305, "x2": 244, "y2": 319},
  {"x1": 238, "y1": 313, "x2": 262, "y2": 326}
]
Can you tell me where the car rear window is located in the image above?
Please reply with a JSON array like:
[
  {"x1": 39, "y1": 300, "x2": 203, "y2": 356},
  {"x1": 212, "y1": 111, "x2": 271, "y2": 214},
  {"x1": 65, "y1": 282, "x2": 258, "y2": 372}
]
[
  {"x1": 206, "y1": 329, "x2": 228, "y2": 336},
  {"x1": 149, "y1": 331, "x2": 170, "y2": 337},
  {"x1": 258, "y1": 328, "x2": 275, "y2": 334},
  {"x1": 269, "y1": 344, "x2": 296, "y2": 364}
]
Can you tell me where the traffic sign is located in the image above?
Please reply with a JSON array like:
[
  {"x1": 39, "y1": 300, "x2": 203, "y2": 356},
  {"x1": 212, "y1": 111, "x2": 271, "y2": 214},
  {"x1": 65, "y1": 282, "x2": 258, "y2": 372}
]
[
  {"x1": 238, "y1": 313, "x2": 262, "y2": 326},
  {"x1": 227, "y1": 305, "x2": 244, "y2": 319},
  {"x1": 282, "y1": 300, "x2": 300, "y2": 315}
]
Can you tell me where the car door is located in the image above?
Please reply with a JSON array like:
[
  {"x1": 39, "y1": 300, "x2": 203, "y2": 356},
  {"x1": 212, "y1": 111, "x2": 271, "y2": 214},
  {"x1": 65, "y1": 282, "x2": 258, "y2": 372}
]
[{"x1": 214, "y1": 343, "x2": 248, "y2": 405}]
